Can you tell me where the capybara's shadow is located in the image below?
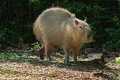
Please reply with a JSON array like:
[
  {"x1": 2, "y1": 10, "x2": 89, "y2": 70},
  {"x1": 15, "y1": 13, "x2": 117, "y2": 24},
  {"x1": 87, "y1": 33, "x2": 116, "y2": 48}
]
[{"x1": 30, "y1": 58, "x2": 108, "y2": 72}]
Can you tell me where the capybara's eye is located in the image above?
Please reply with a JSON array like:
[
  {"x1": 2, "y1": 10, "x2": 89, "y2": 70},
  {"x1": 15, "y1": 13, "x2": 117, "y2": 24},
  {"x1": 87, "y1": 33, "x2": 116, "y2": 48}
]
[{"x1": 79, "y1": 26, "x2": 83, "y2": 29}]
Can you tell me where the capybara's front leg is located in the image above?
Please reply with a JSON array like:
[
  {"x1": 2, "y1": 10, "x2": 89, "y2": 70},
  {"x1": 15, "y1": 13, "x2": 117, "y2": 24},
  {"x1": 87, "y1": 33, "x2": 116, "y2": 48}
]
[
  {"x1": 74, "y1": 49, "x2": 79, "y2": 63},
  {"x1": 74, "y1": 54, "x2": 77, "y2": 63},
  {"x1": 63, "y1": 48, "x2": 70, "y2": 65},
  {"x1": 44, "y1": 43, "x2": 55, "y2": 61}
]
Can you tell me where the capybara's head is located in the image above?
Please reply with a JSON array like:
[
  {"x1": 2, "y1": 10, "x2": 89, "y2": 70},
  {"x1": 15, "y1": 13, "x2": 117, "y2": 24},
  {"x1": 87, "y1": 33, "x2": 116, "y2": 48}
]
[{"x1": 73, "y1": 18, "x2": 94, "y2": 43}]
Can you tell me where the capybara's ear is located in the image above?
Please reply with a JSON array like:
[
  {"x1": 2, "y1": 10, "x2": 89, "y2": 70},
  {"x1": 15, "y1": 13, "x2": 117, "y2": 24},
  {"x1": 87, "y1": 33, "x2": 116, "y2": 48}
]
[
  {"x1": 75, "y1": 19, "x2": 79, "y2": 26},
  {"x1": 83, "y1": 16, "x2": 87, "y2": 22},
  {"x1": 74, "y1": 18, "x2": 83, "y2": 29}
]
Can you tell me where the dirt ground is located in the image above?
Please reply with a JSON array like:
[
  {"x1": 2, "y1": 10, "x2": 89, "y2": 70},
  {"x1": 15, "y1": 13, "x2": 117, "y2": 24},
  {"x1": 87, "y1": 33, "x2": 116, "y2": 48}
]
[
  {"x1": 0, "y1": 49, "x2": 120, "y2": 80},
  {"x1": 0, "y1": 57, "x2": 120, "y2": 80}
]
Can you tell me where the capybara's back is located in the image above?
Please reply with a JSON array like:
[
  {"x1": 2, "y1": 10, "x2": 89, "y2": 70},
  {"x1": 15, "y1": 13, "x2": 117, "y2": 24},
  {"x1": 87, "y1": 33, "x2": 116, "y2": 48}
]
[{"x1": 37, "y1": 8, "x2": 75, "y2": 46}]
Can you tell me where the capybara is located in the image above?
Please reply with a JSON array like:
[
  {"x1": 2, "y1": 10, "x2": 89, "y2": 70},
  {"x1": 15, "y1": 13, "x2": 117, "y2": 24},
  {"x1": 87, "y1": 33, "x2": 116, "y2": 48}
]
[{"x1": 33, "y1": 7, "x2": 93, "y2": 64}]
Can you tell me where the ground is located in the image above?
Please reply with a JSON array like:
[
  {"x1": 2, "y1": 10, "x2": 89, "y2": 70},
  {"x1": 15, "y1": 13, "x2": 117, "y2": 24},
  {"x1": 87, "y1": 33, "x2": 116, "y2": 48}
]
[{"x1": 0, "y1": 51, "x2": 120, "y2": 80}]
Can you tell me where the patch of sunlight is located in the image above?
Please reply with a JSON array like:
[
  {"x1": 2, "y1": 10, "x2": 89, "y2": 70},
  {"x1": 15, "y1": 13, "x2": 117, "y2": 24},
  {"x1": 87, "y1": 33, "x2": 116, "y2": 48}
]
[{"x1": 115, "y1": 57, "x2": 120, "y2": 64}]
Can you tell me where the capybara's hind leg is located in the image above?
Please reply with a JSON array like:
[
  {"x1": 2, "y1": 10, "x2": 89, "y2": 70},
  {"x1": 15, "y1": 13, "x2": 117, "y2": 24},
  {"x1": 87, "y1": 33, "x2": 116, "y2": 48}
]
[
  {"x1": 44, "y1": 43, "x2": 54, "y2": 61},
  {"x1": 39, "y1": 47, "x2": 45, "y2": 60}
]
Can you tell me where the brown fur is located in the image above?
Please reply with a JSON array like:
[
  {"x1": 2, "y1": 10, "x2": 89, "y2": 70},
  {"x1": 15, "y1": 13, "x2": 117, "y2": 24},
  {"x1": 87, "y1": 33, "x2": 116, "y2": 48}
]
[{"x1": 33, "y1": 7, "x2": 93, "y2": 64}]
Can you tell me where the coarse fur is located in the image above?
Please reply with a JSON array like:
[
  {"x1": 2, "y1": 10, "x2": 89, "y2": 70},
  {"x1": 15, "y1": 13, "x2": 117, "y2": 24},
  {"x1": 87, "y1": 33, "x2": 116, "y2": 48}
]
[{"x1": 33, "y1": 7, "x2": 93, "y2": 64}]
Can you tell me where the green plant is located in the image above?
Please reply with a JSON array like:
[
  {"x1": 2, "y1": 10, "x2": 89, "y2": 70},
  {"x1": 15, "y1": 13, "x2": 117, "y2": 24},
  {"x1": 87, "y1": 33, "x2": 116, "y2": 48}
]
[{"x1": 115, "y1": 57, "x2": 120, "y2": 64}]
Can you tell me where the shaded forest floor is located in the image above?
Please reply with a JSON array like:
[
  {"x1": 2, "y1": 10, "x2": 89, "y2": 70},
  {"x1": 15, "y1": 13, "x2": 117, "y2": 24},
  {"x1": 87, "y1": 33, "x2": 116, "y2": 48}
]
[{"x1": 0, "y1": 50, "x2": 120, "y2": 80}]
